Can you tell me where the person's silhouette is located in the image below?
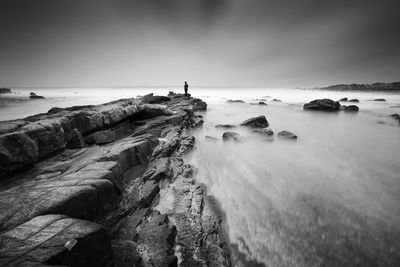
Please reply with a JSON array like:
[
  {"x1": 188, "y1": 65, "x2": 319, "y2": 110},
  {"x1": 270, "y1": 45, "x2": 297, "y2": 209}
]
[{"x1": 184, "y1": 81, "x2": 189, "y2": 96}]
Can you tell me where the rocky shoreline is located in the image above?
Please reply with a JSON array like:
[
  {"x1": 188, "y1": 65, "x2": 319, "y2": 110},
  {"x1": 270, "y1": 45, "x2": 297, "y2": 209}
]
[{"x1": 0, "y1": 93, "x2": 232, "y2": 266}]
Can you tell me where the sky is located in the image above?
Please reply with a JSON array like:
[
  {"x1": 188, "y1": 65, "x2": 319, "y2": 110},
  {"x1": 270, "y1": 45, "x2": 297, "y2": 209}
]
[{"x1": 0, "y1": 0, "x2": 399, "y2": 88}]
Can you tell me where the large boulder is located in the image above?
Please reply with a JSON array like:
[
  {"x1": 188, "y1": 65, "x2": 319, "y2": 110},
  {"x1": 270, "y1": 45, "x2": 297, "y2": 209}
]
[
  {"x1": 0, "y1": 132, "x2": 38, "y2": 176},
  {"x1": 193, "y1": 101, "x2": 207, "y2": 111},
  {"x1": 303, "y1": 99, "x2": 340, "y2": 111},
  {"x1": 240, "y1": 115, "x2": 269, "y2": 128}
]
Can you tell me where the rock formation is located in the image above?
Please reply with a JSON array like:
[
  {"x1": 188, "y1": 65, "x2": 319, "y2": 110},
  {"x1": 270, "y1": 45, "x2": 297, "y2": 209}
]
[
  {"x1": 303, "y1": 99, "x2": 340, "y2": 111},
  {"x1": 0, "y1": 93, "x2": 230, "y2": 266},
  {"x1": 0, "y1": 88, "x2": 11, "y2": 94},
  {"x1": 240, "y1": 115, "x2": 269, "y2": 128},
  {"x1": 29, "y1": 92, "x2": 45, "y2": 99}
]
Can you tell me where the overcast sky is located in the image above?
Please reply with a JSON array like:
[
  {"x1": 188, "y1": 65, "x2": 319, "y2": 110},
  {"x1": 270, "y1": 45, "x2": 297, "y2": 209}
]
[{"x1": 0, "y1": 0, "x2": 399, "y2": 88}]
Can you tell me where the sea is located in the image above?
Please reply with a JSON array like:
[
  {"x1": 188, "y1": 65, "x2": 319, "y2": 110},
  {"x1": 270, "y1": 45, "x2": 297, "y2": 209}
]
[{"x1": 1, "y1": 87, "x2": 400, "y2": 266}]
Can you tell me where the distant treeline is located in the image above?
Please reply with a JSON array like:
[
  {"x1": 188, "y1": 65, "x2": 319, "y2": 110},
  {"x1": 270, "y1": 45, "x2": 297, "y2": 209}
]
[{"x1": 316, "y1": 82, "x2": 400, "y2": 91}]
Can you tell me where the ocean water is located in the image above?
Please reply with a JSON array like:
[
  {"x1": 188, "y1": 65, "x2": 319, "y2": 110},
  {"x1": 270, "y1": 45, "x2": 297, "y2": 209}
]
[{"x1": 2, "y1": 87, "x2": 400, "y2": 266}]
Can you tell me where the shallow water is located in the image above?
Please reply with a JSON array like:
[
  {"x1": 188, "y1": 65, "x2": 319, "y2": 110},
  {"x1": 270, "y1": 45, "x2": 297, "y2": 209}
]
[
  {"x1": 1, "y1": 87, "x2": 400, "y2": 266},
  {"x1": 186, "y1": 89, "x2": 400, "y2": 266}
]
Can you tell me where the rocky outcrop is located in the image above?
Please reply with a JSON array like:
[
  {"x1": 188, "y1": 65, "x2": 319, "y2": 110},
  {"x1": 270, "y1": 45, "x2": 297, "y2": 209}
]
[
  {"x1": 241, "y1": 115, "x2": 269, "y2": 128},
  {"x1": 0, "y1": 88, "x2": 11, "y2": 94},
  {"x1": 29, "y1": 92, "x2": 45, "y2": 99},
  {"x1": 303, "y1": 99, "x2": 340, "y2": 111},
  {"x1": 0, "y1": 92, "x2": 231, "y2": 266}
]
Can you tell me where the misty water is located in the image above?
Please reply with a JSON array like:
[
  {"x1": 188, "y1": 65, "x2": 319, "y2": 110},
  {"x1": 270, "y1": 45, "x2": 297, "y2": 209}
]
[{"x1": 2, "y1": 87, "x2": 400, "y2": 266}]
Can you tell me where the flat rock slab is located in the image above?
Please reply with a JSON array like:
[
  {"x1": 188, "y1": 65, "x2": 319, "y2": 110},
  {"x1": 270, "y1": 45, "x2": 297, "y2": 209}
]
[
  {"x1": 0, "y1": 214, "x2": 113, "y2": 266},
  {"x1": 0, "y1": 134, "x2": 158, "y2": 232}
]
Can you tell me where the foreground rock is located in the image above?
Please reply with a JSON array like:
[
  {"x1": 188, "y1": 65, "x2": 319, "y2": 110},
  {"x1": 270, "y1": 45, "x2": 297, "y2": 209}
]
[
  {"x1": 29, "y1": 92, "x2": 45, "y2": 99},
  {"x1": 277, "y1": 130, "x2": 297, "y2": 139},
  {"x1": 241, "y1": 115, "x2": 269, "y2": 128},
  {"x1": 303, "y1": 99, "x2": 340, "y2": 111},
  {"x1": 0, "y1": 93, "x2": 231, "y2": 266}
]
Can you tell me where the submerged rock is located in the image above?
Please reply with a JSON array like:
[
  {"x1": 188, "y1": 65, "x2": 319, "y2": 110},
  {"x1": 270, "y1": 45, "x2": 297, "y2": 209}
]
[
  {"x1": 390, "y1": 113, "x2": 400, "y2": 124},
  {"x1": 277, "y1": 130, "x2": 297, "y2": 139},
  {"x1": 227, "y1": 99, "x2": 245, "y2": 103},
  {"x1": 343, "y1": 105, "x2": 359, "y2": 112},
  {"x1": 215, "y1": 124, "x2": 237, "y2": 129},
  {"x1": 272, "y1": 99, "x2": 282, "y2": 102},
  {"x1": 241, "y1": 115, "x2": 269, "y2": 128},
  {"x1": 258, "y1": 101, "x2": 267, "y2": 105},
  {"x1": 374, "y1": 98, "x2": 386, "y2": 101},
  {"x1": 205, "y1": 135, "x2": 218, "y2": 141},
  {"x1": 222, "y1": 131, "x2": 243, "y2": 142},
  {"x1": 348, "y1": 99, "x2": 359, "y2": 103},
  {"x1": 29, "y1": 92, "x2": 45, "y2": 99},
  {"x1": 303, "y1": 99, "x2": 340, "y2": 111},
  {"x1": 339, "y1": 97, "x2": 348, "y2": 102},
  {"x1": 253, "y1": 127, "x2": 274, "y2": 136}
]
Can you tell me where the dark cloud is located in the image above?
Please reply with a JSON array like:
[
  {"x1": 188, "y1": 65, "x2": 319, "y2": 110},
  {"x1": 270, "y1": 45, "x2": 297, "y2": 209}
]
[{"x1": 0, "y1": 0, "x2": 399, "y2": 87}]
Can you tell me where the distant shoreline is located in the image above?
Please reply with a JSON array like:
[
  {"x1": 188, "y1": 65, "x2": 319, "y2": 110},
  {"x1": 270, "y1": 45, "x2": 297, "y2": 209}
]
[{"x1": 314, "y1": 81, "x2": 400, "y2": 91}]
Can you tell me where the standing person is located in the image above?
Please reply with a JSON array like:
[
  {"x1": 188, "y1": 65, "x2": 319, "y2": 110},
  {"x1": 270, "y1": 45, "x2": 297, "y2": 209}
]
[{"x1": 184, "y1": 81, "x2": 189, "y2": 96}]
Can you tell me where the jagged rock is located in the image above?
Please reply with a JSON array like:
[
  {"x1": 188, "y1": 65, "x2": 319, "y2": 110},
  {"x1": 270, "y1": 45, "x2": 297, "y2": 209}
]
[
  {"x1": 141, "y1": 93, "x2": 171, "y2": 104},
  {"x1": 66, "y1": 128, "x2": 85, "y2": 148},
  {"x1": 215, "y1": 124, "x2": 237, "y2": 129},
  {"x1": 374, "y1": 98, "x2": 386, "y2": 101},
  {"x1": 222, "y1": 132, "x2": 243, "y2": 142},
  {"x1": 193, "y1": 100, "x2": 207, "y2": 111},
  {"x1": 227, "y1": 99, "x2": 244, "y2": 103},
  {"x1": 85, "y1": 130, "x2": 116, "y2": 145},
  {"x1": 277, "y1": 130, "x2": 297, "y2": 139},
  {"x1": 348, "y1": 99, "x2": 359, "y2": 102},
  {"x1": 241, "y1": 115, "x2": 269, "y2": 128},
  {"x1": 0, "y1": 88, "x2": 11, "y2": 94},
  {"x1": 0, "y1": 132, "x2": 38, "y2": 176},
  {"x1": 339, "y1": 97, "x2": 348, "y2": 101},
  {"x1": 0, "y1": 215, "x2": 113, "y2": 266},
  {"x1": 344, "y1": 105, "x2": 359, "y2": 112},
  {"x1": 303, "y1": 99, "x2": 340, "y2": 111},
  {"x1": 29, "y1": 92, "x2": 45, "y2": 99}
]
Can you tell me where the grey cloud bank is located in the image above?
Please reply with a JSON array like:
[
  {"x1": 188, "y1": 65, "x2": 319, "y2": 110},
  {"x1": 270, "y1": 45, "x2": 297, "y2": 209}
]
[{"x1": 0, "y1": 0, "x2": 399, "y2": 87}]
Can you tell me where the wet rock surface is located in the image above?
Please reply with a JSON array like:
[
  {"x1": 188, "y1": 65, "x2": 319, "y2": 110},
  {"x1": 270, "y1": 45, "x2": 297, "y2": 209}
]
[
  {"x1": 0, "y1": 93, "x2": 231, "y2": 266},
  {"x1": 303, "y1": 99, "x2": 341, "y2": 111},
  {"x1": 277, "y1": 130, "x2": 297, "y2": 139},
  {"x1": 241, "y1": 115, "x2": 269, "y2": 128}
]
